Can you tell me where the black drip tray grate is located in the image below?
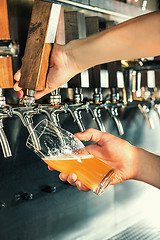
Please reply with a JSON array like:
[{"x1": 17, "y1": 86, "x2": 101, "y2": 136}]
[{"x1": 107, "y1": 220, "x2": 160, "y2": 240}]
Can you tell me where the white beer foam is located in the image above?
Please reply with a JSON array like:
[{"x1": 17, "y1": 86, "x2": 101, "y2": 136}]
[{"x1": 43, "y1": 154, "x2": 93, "y2": 162}]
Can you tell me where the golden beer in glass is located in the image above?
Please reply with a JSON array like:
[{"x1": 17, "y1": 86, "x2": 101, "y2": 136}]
[{"x1": 27, "y1": 119, "x2": 115, "y2": 196}]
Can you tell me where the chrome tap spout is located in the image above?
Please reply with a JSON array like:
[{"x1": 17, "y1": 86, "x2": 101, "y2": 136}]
[
  {"x1": 51, "y1": 103, "x2": 86, "y2": 132},
  {"x1": 92, "y1": 107, "x2": 106, "y2": 132},
  {"x1": 0, "y1": 90, "x2": 12, "y2": 158},
  {"x1": 104, "y1": 102, "x2": 124, "y2": 136},
  {"x1": 69, "y1": 102, "x2": 98, "y2": 132},
  {"x1": 108, "y1": 107, "x2": 124, "y2": 136},
  {"x1": 72, "y1": 108, "x2": 86, "y2": 132},
  {"x1": 11, "y1": 107, "x2": 41, "y2": 151},
  {"x1": 0, "y1": 119, "x2": 12, "y2": 158},
  {"x1": 25, "y1": 115, "x2": 41, "y2": 151}
]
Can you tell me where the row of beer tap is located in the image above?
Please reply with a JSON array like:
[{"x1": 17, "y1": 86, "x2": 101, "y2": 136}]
[
  {"x1": 1, "y1": 57, "x2": 160, "y2": 159},
  {"x1": 1, "y1": 4, "x2": 160, "y2": 159}
]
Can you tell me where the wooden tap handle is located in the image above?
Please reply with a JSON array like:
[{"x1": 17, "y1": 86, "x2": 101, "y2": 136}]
[
  {"x1": 105, "y1": 21, "x2": 118, "y2": 89},
  {"x1": 0, "y1": 0, "x2": 13, "y2": 89},
  {"x1": 19, "y1": 0, "x2": 61, "y2": 91},
  {"x1": 154, "y1": 56, "x2": 160, "y2": 87},
  {"x1": 64, "y1": 11, "x2": 87, "y2": 88},
  {"x1": 141, "y1": 71, "x2": 147, "y2": 87},
  {"x1": 86, "y1": 16, "x2": 101, "y2": 88}
]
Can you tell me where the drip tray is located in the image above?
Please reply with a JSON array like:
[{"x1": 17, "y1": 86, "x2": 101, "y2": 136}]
[{"x1": 107, "y1": 219, "x2": 160, "y2": 240}]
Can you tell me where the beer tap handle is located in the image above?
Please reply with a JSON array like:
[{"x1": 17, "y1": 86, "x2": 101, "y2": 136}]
[
  {"x1": 138, "y1": 104, "x2": 154, "y2": 129},
  {"x1": 49, "y1": 7, "x2": 65, "y2": 104},
  {"x1": 154, "y1": 56, "x2": 160, "y2": 100},
  {"x1": 86, "y1": 16, "x2": 101, "y2": 89},
  {"x1": 64, "y1": 11, "x2": 89, "y2": 89},
  {"x1": 19, "y1": 0, "x2": 61, "y2": 92},
  {"x1": 0, "y1": 119, "x2": 12, "y2": 158}
]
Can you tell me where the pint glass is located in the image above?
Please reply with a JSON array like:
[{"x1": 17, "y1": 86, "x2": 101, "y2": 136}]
[{"x1": 26, "y1": 119, "x2": 115, "y2": 196}]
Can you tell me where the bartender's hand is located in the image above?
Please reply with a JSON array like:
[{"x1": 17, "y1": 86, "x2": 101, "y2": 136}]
[
  {"x1": 49, "y1": 128, "x2": 139, "y2": 192},
  {"x1": 14, "y1": 43, "x2": 81, "y2": 99}
]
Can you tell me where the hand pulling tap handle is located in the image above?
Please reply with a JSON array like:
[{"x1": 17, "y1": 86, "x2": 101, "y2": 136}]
[
  {"x1": 19, "y1": 0, "x2": 61, "y2": 91},
  {"x1": 0, "y1": 0, "x2": 13, "y2": 89}
]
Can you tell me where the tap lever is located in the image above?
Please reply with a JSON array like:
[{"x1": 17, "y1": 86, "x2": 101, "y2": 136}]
[{"x1": 138, "y1": 104, "x2": 154, "y2": 129}]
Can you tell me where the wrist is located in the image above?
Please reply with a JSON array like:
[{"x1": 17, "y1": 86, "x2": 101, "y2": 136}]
[
  {"x1": 133, "y1": 148, "x2": 160, "y2": 188},
  {"x1": 64, "y1": 40, "x2": 84, "y2": 75}
]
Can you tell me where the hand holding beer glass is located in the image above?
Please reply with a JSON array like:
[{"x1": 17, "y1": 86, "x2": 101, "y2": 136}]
[{"x1": 26, "y1": 119, "x2": 115, "y2": 196}]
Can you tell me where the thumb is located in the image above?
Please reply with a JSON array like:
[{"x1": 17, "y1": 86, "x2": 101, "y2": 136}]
[{"x1": 35, "y1": 89, "x2": 52, "y2": 100}]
